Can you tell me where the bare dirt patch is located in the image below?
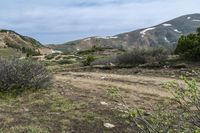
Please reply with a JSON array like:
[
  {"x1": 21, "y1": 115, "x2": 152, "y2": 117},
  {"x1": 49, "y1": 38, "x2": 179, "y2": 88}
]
[{"x1": 55, "y1": 71, "x2": 176, "y2": 110}]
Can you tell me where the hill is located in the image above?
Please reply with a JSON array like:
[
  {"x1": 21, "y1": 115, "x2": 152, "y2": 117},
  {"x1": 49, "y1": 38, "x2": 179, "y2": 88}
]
[
  {"x1": 49, "y1": 13, "x2": 200, "y2": 52},
  {"x1": 0, "y1": 29, "x2": 52, "y2": 57}
]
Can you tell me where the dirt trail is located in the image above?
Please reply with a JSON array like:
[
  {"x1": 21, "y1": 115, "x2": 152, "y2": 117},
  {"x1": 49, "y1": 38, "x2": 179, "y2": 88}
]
[{"x1": 55, "y1": 71, "x2": 180, "y2": 109}]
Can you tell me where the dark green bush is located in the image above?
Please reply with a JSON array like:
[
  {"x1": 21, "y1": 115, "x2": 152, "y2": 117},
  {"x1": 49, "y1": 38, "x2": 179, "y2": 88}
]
[
  {"x1": 54, "y1": 55, "x2": 62, "y2": 60},
  {"x1": 115, "y1": 48, "x2": 168, "y2": 66},
  {"x1": 45, "y1": 53, "x2": 58, "y2": 60},
  {"x1": 58, "y1": 59, "x2": 74, "y2": 65},
  {"x1": 21, "y1": 47, "x2": 41, "y2": 57},
  {"x1": 175, "y1": 27, "x2": 200, "y2": 61},
  {"x1": 83, "y1": 55, "x2": 96, "y2": 66},
  {"x1": 0, "y1": 58, "x2": 51, "y2": 94},
  {"x1": 77, "y1": 46, "x2": 104, "y2": 55}
]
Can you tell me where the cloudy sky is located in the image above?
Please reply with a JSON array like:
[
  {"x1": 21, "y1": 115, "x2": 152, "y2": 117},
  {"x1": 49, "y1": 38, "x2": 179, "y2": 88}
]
[{"x1": 0, "y1": 0, "x2": 200, "y2": 44}]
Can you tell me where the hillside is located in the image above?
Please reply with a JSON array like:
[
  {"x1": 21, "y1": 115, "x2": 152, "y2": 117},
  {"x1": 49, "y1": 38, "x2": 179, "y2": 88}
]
[
  {"x1": 49, "y1": 13, "x2": 200, "y2": 52},
  {"x1": 0, "y1": 29, "x2": 52, "y2": 57}
]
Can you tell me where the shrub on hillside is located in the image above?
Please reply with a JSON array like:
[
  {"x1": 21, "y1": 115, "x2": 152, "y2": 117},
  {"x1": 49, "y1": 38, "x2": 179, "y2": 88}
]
[
  {"x1": 0, "y1": 58, "x2": 51, "y2": 93},
  {"x1": 83, "y1": 55, "x2": 96, "y2": 66},
  {"x1": 58, "y1": 59, "x2": 74, "y2": 65},
  {"x1": 115, "y1": 48, "x2": 168, "y2": 66},
  {"x1": 21, "y1": 47, "x2": 41, "y2": 57},
  {"x1": 45, "y1": 53, "x2": 58, "y2": 60},
  {"x1": 77, "y1": 46, "x2": 104, "y2": 55},
  {"x1": 175, "y1": 27, "x2": 200, "y2": 61}
]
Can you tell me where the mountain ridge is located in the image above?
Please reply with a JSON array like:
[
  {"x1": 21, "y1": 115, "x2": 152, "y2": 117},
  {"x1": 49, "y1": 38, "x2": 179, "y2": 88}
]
[{"x1": 49, "y1": 13, "x2": 200, "y2": 52}]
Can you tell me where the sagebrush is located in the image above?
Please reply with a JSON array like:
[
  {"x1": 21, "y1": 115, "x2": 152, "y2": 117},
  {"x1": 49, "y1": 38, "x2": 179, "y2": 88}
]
[
  {"x1": 115, "y1": 48, "x2": 168, "y2": 66},
  {"x1": 0, "y1": 58, "x2": 51, "y2": 93}
]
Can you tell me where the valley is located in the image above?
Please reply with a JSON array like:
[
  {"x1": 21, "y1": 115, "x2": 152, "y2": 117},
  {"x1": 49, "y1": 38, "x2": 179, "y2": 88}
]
[{"x1": 0, "y1": 13, "x2": 200, "y2": 132}]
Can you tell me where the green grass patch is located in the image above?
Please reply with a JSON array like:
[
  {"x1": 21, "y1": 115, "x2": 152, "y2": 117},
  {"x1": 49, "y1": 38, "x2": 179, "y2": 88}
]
[{"x1": 0, "y1": 48, "x2": 23, "y2": 58}]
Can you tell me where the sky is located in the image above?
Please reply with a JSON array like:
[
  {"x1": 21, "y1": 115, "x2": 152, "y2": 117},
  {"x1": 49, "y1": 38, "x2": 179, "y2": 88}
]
[{"x1": 0, "y1": 0, "x2": 200, "y2": 44}]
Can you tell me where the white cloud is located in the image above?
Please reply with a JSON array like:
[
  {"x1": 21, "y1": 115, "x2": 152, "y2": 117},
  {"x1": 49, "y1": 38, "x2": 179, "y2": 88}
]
[{"x1": 0, "y1": 0, "x2": 200, "y2": 44}]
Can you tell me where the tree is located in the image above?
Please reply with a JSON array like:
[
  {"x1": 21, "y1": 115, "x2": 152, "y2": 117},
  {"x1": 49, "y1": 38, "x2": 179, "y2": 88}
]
[{"x1": 175, "y1": 27, "x2": 200, "y2": 61}]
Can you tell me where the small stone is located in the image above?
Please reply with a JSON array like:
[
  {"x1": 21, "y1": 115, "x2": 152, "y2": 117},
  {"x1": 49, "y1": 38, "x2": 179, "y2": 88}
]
[
  {"x1": 104, "y1": 123, "x2": 115, "y2": 128},
  {"x1": 118, "y1": 103, "x2": 123, "y2": 106},
  {"x1": 100, "y1": 101, "x2": 108, "y2": 105},
  {"x1": 101, "y1": 77, "x2": 106, "y2": 80},
  {"x1": 24, "y1": 108, "x2": 29, "y2": 112},
  {"x1": 171, "y1": 75, "x2": 176, "y2": 78}
]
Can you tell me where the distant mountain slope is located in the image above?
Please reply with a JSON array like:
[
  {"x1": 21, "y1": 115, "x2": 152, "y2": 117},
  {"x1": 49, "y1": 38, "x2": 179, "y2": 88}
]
[
  {"x1": 50, "y1": 13, "x2": 200, "y2": 52},
  {"x1": 0, "y1": 29, "x2": 52, "y2": 56}
]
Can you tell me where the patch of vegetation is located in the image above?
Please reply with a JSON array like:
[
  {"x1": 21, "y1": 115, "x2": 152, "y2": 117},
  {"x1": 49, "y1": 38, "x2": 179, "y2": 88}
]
[
  {"x1": 175, "y1": 27, "x2": 200, "y2": 61},
  {"x1": 54, "y1": 55, "x2": 61, "y2": 60},
  {"x1": 0, "y1": 48, "x2": 23, "y2": 58},
  {"x1": 123, "y1": 76, "x2": 200, "y2": 132},
  {"x1": 45, "y1": 53, "x2": 58, "y2": 60},
  {"x1": 4, "y1": 43, "x2": 40, "y2": 57},
  {"x1": 21, "y1": 47, "x2": 40, "y2": 57},
  {"x1": 22, "y1": 37, "x2": 43, "y2": 48},
  {"x1": 116, "y1": 48, "x2": 168, "y2": 67},
  {"x1": 0, "y1": 58, "x2": 51, "y2": 96},
  {"x1": 77, "y1": 46, "x2": 104, "y2": 55},
  {"x1": 5, "y1": 42, "x2": 20, "y2": 49},
  {"x1": 58, "y1": 59, "x2": 74, "y2": 65},
  {"x1": 83, "y1": 55, "x2": 96, "y2": 66},
  {"x1": 106, "y1": 86, "x2": 121, "y2": 100},
  {"x1": 0, "y1": 87, "x2": 83, "y2": 133}
]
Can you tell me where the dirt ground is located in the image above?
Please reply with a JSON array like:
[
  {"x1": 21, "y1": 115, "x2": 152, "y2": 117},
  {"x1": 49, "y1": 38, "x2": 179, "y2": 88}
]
[{"x1": 54, "y1": 70, "x2": 179, "y2": 111}]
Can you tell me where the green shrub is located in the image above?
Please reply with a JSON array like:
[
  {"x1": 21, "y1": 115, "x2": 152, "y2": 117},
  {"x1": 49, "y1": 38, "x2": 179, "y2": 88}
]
[
  {"x1": 116, "y1": 48, "x2": 168, "y2": 67},
  {"x1": 128, "y1": 77, "x2": 200, "y2": 132},
  {"x1": 77, "y1": 46, "x2": 104, "y2": 55},
  {"x1": 0, "y1": 58, "x2": 51, "y2": 94},
  {"x1": 21, "y1": 47, "x2": 40, "y2": 57},
  {"x1": 58, "y1": 59, "x2": 74, "y2": 65},
  {"x1": 45, "y1": 53, "x2": 58, "y2": 60},
  {"x1": 54, "y1": 55, "x2": 61, "y2": 60},
  {"x1": 83, "y1": 55, "x2": 96, "y2": 66},
  {"x1": 175, "y1": 27, "x2": 200, "y2": 61}
]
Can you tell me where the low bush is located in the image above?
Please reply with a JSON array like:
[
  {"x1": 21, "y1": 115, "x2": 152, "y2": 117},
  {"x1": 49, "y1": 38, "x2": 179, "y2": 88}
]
[
  {"x1": 0, "y1": 58, "x2": 51, "y2": 94},
  {"x1": 83, "y1": 55, "x2": 96, "y2": 66},
  {"x1": 45, "y1": 53, "x2": 58, "y2": 60},
  {"x1": 115, "y1": 48, "x2": 168, "y2": 67},
  {"x1": 21, "y1": 47, "x2": 41, "y2": 57},
  {"x1": 58, "y1": 59, "x2": 74, "y2": 65},
  {"x1": 77, "y1": 46, "x2": 104, "y2": 55},
  {"x1": 54, "y1": 55, "x2": 62, "y2": 60}
]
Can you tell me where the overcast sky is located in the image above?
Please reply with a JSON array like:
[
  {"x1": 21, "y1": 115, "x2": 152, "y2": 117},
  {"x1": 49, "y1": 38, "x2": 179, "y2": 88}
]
[{"x1": 0, "y1": 0, "x2": 200, "y2": 44}]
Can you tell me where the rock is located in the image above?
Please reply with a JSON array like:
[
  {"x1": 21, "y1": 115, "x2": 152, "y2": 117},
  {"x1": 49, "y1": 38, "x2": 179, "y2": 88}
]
[
  {"x1": 104, "y1": 123, "x2": 115, "y2": 128},
  {"x1": 109, "y1": 63, "x2": 116, "y2": 67},
  {"x1": 24, "y1": 108, "x2": 29, "y2": 112},
  {"x1": 171, "y1": 75, "x2": 176, "y2": 78},
  {"x1": 100, "y1": 101, "x2": 108, "y2": 105},
  {"x1": 101, "y1": 76, "x2": 106, "y2": 80}
]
